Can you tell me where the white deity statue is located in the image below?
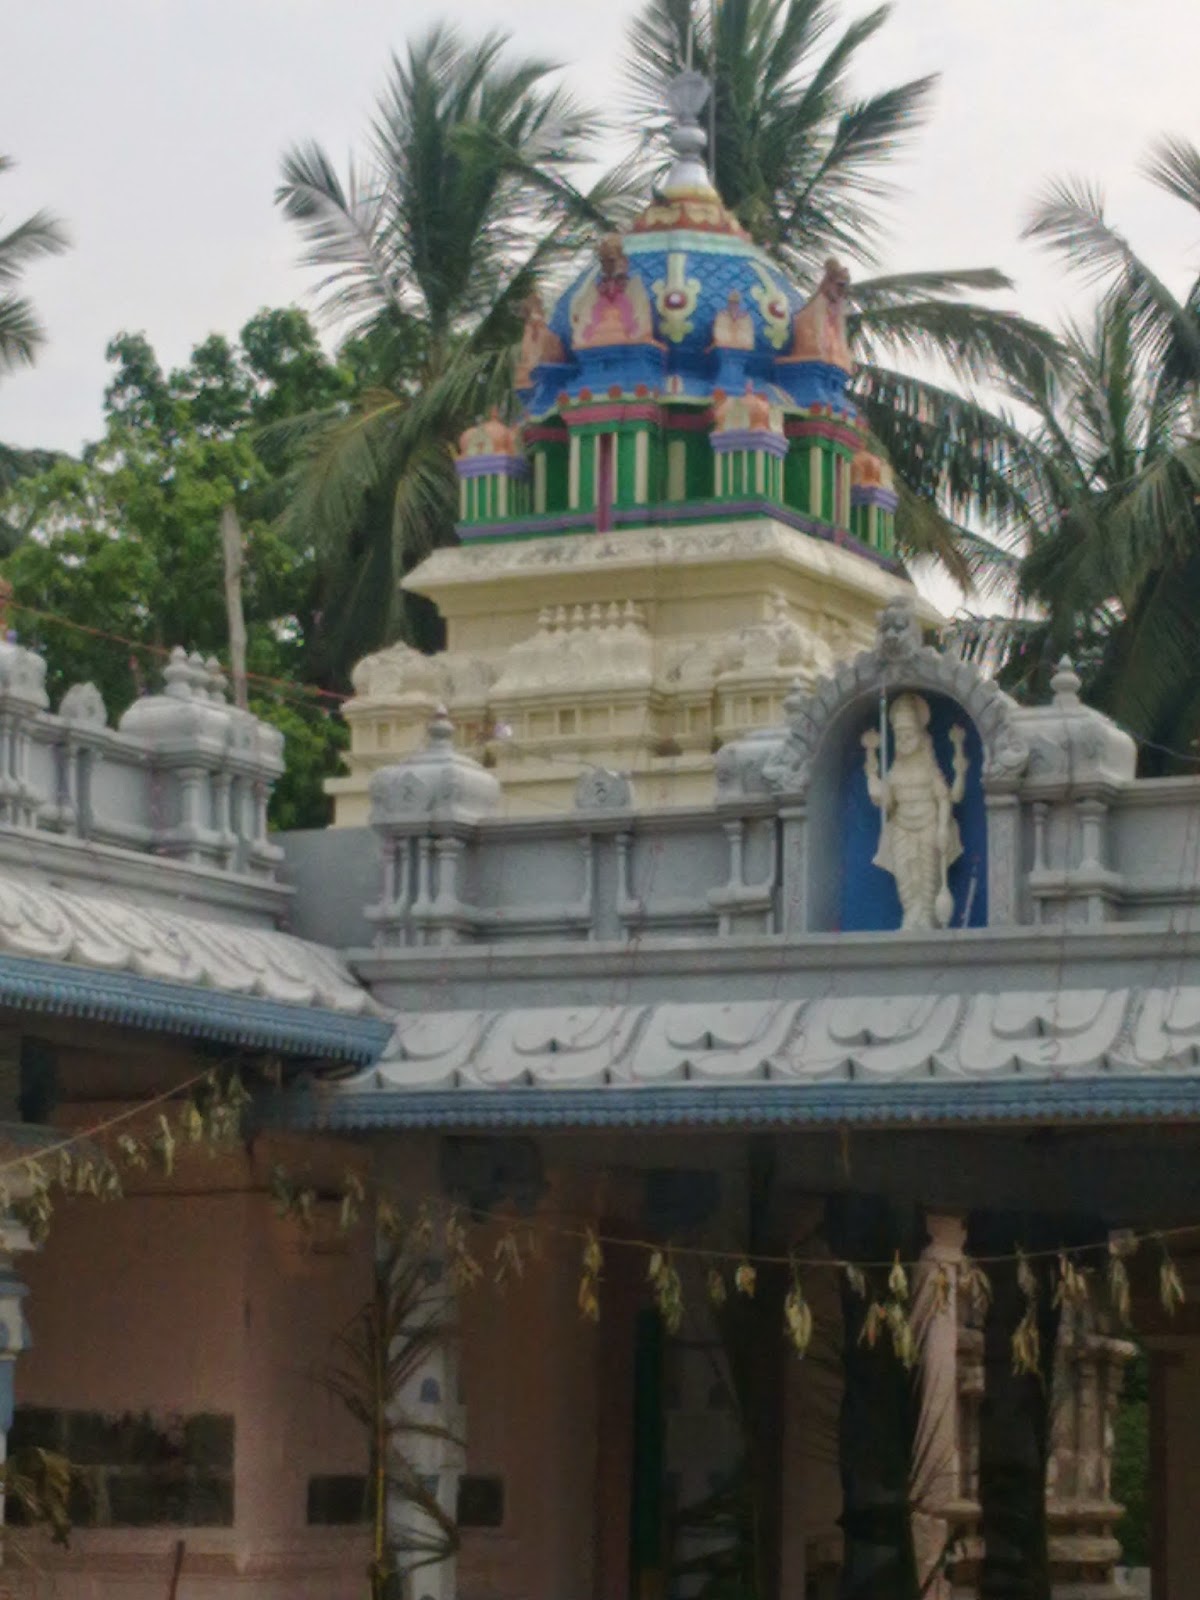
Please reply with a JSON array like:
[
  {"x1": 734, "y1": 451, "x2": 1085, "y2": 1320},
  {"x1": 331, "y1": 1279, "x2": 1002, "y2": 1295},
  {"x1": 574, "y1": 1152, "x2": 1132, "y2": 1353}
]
[{"x1": 861, "y1": 693, "x2": 969, "y2": 930}]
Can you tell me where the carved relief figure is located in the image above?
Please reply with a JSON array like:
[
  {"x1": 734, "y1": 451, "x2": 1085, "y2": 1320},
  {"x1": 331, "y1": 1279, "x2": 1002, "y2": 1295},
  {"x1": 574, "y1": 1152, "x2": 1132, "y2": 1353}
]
[
  {"x1": 514, "y1": 291, "x2": 565, "y2": 387},
  {"x1": 711, "y1": 289, "x2": 755, "y2": 350},
  {"x1": 791, "y1": 257, "x2": 854, "y2": 371},
  {"x1": 571, "y1": 234, "x2": 655, "y2": 348},
  {"x1": 861, "y1": 693, "x2": 969, "y2": 929}
]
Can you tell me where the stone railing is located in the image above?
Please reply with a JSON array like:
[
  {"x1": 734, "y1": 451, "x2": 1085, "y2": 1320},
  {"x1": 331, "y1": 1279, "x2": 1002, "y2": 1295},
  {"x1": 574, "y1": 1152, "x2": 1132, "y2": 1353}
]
[{"x1": 0, "y1": 636, "x2": 283, "y2": 880}]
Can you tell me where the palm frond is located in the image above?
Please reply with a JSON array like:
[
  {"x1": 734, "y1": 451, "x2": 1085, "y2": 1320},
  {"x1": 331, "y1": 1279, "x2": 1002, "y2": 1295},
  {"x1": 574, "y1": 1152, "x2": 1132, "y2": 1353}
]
[
  {"x1": 0, "y1": 208, "x2": 69, "y2": 287},
  {"x1": 276, "y1": 142, "x2": 407, "y2": 333},
  {"x1": 850, "y1": 298, "x2": 1064, "y2": 392},
  {"x1": 0, "y1": 159, "x2": 68, "y2": 375},
  {"x1": 1142, "y1": 135, "x2": 1200, "y2": 218},
  {"x1": 0, "y1": 293, "x2": 49, "y2": 374},
  {"x1": 849, "y1": 267, "x2": 1013, "y2": 306},
  {"x1": 1024, "y1": 176, "x2": 1200, "y2": 379}
]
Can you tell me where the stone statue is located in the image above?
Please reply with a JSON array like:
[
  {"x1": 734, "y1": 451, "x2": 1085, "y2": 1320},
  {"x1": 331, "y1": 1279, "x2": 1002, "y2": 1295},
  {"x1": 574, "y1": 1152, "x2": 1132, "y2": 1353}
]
[{"x1": 861, "y1": 693, "x2": 969, "y2": 930}]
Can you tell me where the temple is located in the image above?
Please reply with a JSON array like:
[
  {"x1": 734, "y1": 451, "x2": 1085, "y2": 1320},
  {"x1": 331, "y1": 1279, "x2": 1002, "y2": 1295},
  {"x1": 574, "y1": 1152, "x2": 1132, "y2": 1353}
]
[
  {"x1": 2, "y1": 69, "x2": 1198, "y2": 1600},
  {"x1": 330, "y1": 70, "x2": 919, "y2": 821}
]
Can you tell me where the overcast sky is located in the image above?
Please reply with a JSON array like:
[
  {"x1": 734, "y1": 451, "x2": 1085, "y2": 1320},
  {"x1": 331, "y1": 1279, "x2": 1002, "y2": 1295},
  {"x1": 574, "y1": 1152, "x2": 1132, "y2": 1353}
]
[{"x1": 3, "y1": 0, "x2": 1199, "y2": 454}]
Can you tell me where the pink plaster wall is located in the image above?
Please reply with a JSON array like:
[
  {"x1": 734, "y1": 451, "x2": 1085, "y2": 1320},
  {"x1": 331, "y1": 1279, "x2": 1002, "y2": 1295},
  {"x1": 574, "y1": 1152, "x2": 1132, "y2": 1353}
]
[
  {"x1": 457, "y1": 1221, "x2": 598, "y2": 1600},
  {"x1": 13, "y1": 1143, "x2": 605, "y2": 1600},
  {"x1": 13, "y1": 1177, "x2": 374, "y2": 1598}
]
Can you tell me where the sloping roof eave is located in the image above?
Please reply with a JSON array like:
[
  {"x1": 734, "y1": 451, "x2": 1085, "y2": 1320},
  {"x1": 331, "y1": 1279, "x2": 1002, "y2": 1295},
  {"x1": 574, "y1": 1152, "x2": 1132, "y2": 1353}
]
[
  {"x1": 0, "y1": 950, "x2": 391, "y2": 1065},
  {"x1": 276, "y1": 1076, "x2": 1200, "y2": 1132}
]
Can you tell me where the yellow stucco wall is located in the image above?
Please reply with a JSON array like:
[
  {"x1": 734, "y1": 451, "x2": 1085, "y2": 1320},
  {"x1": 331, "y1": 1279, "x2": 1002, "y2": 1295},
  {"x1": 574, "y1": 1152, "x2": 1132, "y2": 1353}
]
[{"x1": 331, "y1": 518, "x2": 938, "y2": 824}]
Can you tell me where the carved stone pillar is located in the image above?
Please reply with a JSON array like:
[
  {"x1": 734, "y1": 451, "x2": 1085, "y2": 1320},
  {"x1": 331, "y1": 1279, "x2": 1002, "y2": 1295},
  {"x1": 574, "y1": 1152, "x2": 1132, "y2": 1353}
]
[
  {"x1": 911, "y1": 1215, "x2": 982, "y2": 1600},
  {"x1": 1044, "y1": 1309, "x2": 1135, "y2": 1600}
]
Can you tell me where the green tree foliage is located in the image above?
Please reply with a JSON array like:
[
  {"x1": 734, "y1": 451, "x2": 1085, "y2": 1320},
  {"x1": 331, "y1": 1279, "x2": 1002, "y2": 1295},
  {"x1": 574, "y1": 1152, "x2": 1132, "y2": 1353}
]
[
  {"x1": 1003, "y1": 140, "x2": 1200, "y2": 763},
  {"x1": 1113, "y1": 1350, "x2": 1149, "y2": 1569},
  {"x1": 274, "y1": 26, "x2": 633, "y2": 670},
  {"x1": 624, "y1": 0, "x2": 1062, "y2": 588},
  {"x1": 0, "y1": 309, "x2": 352, "y2": 827},
  {"x1": 953, "y1": 140, "x2": 1200, "y2": 766}
]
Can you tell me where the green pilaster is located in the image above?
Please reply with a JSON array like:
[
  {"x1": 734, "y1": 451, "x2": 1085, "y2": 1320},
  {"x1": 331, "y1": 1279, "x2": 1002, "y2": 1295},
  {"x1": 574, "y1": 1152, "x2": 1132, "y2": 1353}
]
[{"x1": 784, "y1": 440, "x2": 809, "y2": 514}]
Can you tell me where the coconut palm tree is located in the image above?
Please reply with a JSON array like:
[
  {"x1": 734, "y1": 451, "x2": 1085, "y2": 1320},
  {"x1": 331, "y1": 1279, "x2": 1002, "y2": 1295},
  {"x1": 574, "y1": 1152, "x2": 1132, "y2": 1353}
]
[
  {"x1": 624, "y1": 0, "x2": 1062, "y2": 587},
  {"x1": 0, "y1": 156, "x2": 68, "y2": 378},
  {"x1": 275, "y1": 26, "x2": 625, "y2": 682},
  {"x1": 995, "y1": 141, "x2": 1200, "y2": 763}
]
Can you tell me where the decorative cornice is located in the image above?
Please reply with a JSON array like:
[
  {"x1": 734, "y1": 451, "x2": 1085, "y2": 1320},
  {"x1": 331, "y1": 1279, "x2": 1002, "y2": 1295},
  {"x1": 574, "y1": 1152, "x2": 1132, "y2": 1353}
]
[
  {"x1": 563, "y1": 402, "x2": 662, "y2": 428},
  {"x1": 447, "y1": 509, "x2": 904, "y2": 576},
  {"x1": 784, "y1": 417, "x2": 863, "y2": 450},
  {"x1": 455, "y1": 454, "x2": 528, "y2": 481}
]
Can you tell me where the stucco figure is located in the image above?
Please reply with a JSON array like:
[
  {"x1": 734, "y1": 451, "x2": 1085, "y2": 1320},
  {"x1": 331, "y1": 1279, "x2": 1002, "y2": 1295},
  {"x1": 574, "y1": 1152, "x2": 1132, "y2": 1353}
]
[
  {"x1": 711, "y1": 289, "x2": 755, "y2": 351},
  {"x1": 712, "y1": 380, "x2": 779, "y2": 435},
  {"x1": 851, "y1": 448, "x2": 895, "y2": 491},
  {"x1": 790, "y1": 257, "x2": 854, "y2": 372},
  {"x1": 459, "y1": 408, "x2": 521, "y2": 458},
  {"x1": 514, "y1": 291, "x2": 565, "y2": 388},
  {"x1": 571, "y1": 234, "x2": 655, "y2": 348},
  {"x1": 862, "y1": 693, "x2": 969, "y2": 930}
]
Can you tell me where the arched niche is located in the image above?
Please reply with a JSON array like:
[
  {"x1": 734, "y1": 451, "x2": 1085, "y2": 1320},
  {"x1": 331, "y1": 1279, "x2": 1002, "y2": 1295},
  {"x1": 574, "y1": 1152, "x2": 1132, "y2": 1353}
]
[
  {"x1": 762, "y1": 597, "x2": 1029, "y2": 932},
  {"x1": 805, "y1": 690, "x2": 988, "y2": 932}
]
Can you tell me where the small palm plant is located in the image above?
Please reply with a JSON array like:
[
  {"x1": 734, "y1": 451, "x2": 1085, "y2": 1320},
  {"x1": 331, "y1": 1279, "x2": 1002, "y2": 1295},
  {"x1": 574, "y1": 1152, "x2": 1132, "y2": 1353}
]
[{"x1": 317, "y1": 1231, "x2": 460, "y2": 1600}]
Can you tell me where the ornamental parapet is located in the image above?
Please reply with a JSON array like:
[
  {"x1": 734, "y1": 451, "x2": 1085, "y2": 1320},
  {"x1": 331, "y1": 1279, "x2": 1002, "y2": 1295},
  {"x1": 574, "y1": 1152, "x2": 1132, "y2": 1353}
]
[
  {"x1": 0, "y1": 633, "x2": 284, "y2": 882},
  {"x1": 332, "y1": 595, "x2": 1195, "y2": 952}
]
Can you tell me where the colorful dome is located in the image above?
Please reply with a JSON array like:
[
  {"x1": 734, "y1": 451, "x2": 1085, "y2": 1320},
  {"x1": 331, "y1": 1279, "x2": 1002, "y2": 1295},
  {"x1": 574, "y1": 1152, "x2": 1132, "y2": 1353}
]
[
  {"x1": 458, "y1": 68, "x2": 896, "y2": 570},
  {"x1": 517, "y1": 71, "x2": 857, "y2": 422}
]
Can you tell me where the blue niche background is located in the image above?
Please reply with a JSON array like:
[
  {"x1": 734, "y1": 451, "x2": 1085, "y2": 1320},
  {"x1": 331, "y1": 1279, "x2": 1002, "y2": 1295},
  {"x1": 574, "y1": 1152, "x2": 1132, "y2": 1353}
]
[{"x1": 838, "y1": 691, "x2": 988, "y2": 932}]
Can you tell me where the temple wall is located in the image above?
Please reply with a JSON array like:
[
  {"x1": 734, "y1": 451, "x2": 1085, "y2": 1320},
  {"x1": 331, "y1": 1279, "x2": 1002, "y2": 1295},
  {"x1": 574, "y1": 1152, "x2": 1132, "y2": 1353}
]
[
  {"x1": 458, "y1": 1224, "x2": 597, "y2": 1600},
  {"x1": 12, "y1": 1168, "x2": 372, "y2": 1596}
]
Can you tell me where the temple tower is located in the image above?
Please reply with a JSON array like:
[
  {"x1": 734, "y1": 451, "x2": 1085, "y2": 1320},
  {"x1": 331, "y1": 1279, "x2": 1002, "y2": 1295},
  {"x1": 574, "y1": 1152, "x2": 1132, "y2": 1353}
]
[{"x1": 332, "y1": 71, "x2": 935, "y2": 822}]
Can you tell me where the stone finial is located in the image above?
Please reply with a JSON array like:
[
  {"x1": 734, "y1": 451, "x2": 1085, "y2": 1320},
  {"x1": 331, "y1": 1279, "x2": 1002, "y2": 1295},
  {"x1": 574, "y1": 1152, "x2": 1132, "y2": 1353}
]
[
  {"x1": 663, "y1": 68, "x2": 715, "y2": 196},
  {"x1": 205, "y1": 656, "x2": 229, "y2": 705},
  {"x1": 163, "y1": 647, "x2": 192, "y2": 699},
  {"x1": 59, "y1": 681, "x2": 107, "y2": 727},
  {"x1": 427, "y1": 705, "x2": 455, "y2": 749},
  {"x1": 369, "y1": 704, "x2": 500, "y2": 826},
  {"x1": 1051, "y1": 656, "x2": 1082, "y2": 708}
]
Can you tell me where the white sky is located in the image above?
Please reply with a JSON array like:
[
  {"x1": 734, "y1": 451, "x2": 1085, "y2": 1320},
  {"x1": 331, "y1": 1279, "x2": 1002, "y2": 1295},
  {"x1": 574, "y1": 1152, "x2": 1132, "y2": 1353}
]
[{"x1": 2, "y1": 0, "x2": 1200, "y2": 454}]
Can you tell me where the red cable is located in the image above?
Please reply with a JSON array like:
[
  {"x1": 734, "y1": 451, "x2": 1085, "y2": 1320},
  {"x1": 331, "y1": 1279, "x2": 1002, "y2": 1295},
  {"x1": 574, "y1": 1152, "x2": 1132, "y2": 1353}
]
[{"x1": 6, "y1": 600, "x2": 352, "y2": 706}]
